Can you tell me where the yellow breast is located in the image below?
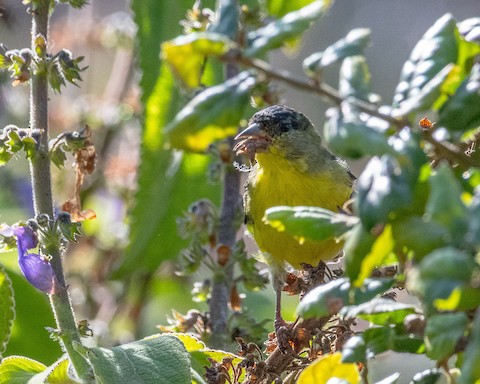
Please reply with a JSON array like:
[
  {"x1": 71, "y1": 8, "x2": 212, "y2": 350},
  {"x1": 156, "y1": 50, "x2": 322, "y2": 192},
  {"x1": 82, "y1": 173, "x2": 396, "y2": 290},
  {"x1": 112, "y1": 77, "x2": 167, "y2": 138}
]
[{"x1": 246, "y1": 153, "x2": 352, "y2": 268}]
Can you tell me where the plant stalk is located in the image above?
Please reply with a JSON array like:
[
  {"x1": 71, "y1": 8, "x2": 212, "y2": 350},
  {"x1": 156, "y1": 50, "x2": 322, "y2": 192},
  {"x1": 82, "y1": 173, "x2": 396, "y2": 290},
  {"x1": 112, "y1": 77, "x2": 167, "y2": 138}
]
[{"x1": 29, "y1": 1, "x2": 93, "y2": 381}]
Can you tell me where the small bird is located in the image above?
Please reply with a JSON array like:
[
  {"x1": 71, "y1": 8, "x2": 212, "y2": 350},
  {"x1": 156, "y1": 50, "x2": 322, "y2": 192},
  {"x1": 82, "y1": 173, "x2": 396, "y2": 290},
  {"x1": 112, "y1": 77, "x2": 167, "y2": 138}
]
[{"x1": 234, "y1": 105, "x2": 355, "y2": 349}]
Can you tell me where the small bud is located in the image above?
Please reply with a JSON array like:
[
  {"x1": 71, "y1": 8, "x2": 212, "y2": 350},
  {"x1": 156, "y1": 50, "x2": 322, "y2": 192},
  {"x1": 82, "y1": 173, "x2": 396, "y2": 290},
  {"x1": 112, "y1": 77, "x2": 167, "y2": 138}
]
[{"x1": 36, "y1": 213, "x2": 51, "y2": 228}]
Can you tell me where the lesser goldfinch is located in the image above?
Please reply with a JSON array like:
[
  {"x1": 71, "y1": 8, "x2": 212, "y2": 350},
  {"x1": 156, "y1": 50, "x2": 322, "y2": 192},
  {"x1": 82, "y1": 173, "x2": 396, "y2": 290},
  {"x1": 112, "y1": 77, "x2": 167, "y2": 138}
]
[{"x1": 234, "y1": 105, "x2": 355, "y2": 346}]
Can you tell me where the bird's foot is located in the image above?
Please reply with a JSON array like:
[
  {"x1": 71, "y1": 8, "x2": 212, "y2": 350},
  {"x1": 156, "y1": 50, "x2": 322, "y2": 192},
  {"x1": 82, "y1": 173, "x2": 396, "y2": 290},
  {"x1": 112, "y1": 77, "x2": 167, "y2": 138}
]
[{"x1": 274, "y1": 318, "x2": 295, "y2": 354}]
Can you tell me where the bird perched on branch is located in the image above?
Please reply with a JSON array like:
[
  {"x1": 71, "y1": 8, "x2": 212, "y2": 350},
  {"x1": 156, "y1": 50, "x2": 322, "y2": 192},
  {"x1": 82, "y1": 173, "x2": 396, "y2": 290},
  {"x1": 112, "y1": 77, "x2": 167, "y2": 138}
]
[{"x1": 234, "y1": 105, "x2": 355, "y2": 350}]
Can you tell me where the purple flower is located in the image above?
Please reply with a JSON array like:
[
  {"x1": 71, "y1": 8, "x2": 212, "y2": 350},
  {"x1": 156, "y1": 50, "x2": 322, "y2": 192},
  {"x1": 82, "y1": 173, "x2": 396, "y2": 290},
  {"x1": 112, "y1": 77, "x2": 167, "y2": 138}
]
[{"x1": 12, "y1": 225, "x2": 55, "y2": 294}]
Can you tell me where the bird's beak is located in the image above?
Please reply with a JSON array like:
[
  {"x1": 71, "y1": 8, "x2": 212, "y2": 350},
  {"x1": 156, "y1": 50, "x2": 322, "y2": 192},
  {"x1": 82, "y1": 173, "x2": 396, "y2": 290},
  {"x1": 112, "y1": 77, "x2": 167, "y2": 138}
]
[
  {"x1": 235, "y1": 123, "x2": 268, "y2": 140},
  {"x1": 233, "y1": 123, "x2": 272, "y2": 160}
]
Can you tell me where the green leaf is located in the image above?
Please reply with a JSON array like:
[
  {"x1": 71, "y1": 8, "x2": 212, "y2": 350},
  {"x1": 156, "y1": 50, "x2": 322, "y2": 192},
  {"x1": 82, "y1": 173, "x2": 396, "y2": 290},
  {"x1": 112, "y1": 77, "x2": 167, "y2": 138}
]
[
  {"x1": 28, "y1": 356, "x2": 78, "y2": 384},
  {"x1": 263, "y1": 206, "x2": 358, "y2": 243},
  {"x1": 410, "y1": 369, "x2": 442, "y2": 384},
  {"x1": 438, "y1": 63, "x2": 480, "y2": 136},
  {"x1": 165, "y1": 71, "x2": 256, "y2": 153},
  {"x1": 362, "y1": 325, "x2": 424, "y2": 356},
  {"x1": 85, "y1": 335, "x2": 191, "y2": 384},
  {"x1": 266, "y1": 0, "x2": 318, "y2": 17},
  {"x1": 341, "y1": 335, "x2": 367, "y2": 363},
  {"x1": 120, "y1": 0, "x2": 221, "y2": 277},
  {"x1": 323, "y1": 107, "x2": 391, "y2": 159},
  {"x1": 408, "y1": 247, "x2": 475, "y2": 314},
  {"x1": 434, "y1": 286, "x2": 480, "y2": 312},
  {"x1": 339, "y1": 55, "x2": 372, "y2": 102},
  {"x1": 458, "y1": 308, "x2": 480, "y2": 384},
  {"x1": 425, "y1": 312, "x2": 468, "y2": 361},
  {"x1": 245, "y1": 0, "x2": 333, "y2": 57},
  {"x1": 303, "y1": 29, "x2": 371, "y2": 75},
  {"x1": 0, "y1": 356, "x2": 46, "y2": 384},
  {"x1": 162, "y1": 32, "x2": 233, "y2": 89},
  {"x1": 174, "y1": 333, "x2": 243, "y2": 382},
  {"x1": 391, "y1": 64, "x2": 455, "y2": 117},
  {"x1": 393, "y1": 14, "x2": 458, "y2": 108},
  {"x1": 391, "y1": 216, "x2": 448, "y2": 261},
  {"x1": 343, "y1": 222, "x2": 376, "y2": 282},
  {"x1": 297, "y1": 277, "x2": 393, "y2": 319},
  {"x1": 342, "y1": 298, "x2": 416, "y2": 326},
  {"x1": 355, "y1": 155, "x2": 412, "y2": 230},
  {"x1": 425, "y1": 164, "x2": 468, "y2": 242},
  {"x1": 209, "y1": 0, "x2": 239, "y2": 40},
  {"x1": 352, "y1": 224, "x2": 396, "y2": 287},
  {"x1": 0, "y1": 264, "x2": 14, "y2": 358}
]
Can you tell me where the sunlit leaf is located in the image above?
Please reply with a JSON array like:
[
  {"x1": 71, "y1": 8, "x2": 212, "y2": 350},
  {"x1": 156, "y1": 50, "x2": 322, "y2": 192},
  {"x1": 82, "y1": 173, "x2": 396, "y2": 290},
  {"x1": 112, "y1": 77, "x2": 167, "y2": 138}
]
[
  {"x1": 297, "y1": 277, "x2": 393, "y2": 319},
  {"x1": 342, "y1": 298, "x2": 416, "y2": 326},
  {"x1": 341, "y1": 335, "x2": 367, "y2": 364},
  {"x1": 165, "y1": 71, "x2": 256, "y2": 152},
  {"x1": 393, "y1": 14, "x2": 458, "y2": 108},
  {"x1": 344, "y1": 222, "x2": 376, "y2": 282},
  {"x1": 391, "y1": 64, "x2": 454, "y2": 117},
  {"x1": 303, "y1": 29, "x2": 371, "y2": 75},
  {"x1": 29, "y1": 356, "x2": 78, "y2": 384},
  {"x1": 0, "y1": 356, "x2": 45, "y2": 384},
  {"x1": 0, "y1": 264, "x2": 14, "y2": 358},
  {"x1": 263, "y1": 206, "x2": 357, "y2": 244},
  {"x1": 84, "y1": 335, "x2": 191, "y2": 384},
  {"x1": 266, "y1": 0, "x2": 317, "y2": 17},
  {"x1": 174, "y1": 333, "x2": 244, "y2": 383},
  {"x1": 297, "y1": 352, "x2": 360, "y2": 384},
  {"x1": 434, "y1": 286, "x2": 480, "y2": 311},
  {"x1": 438, "y1": 63, "x2": 480, "y2": 137},
  {"x1": 408, "y1": 247, "x2": 475, "y2": 314},
  {"x1": 246, "y1": 0, "x2": 333, "y2": 57},
  {"x1": 353, "y1": 224, "x2": 396, "y2": 287},
  {"x1": 425, "y1": 312, "x2": 468, "y2": 361},
  {"x1": 162, "y1": 32, "x2": 233, "y2": 89}
]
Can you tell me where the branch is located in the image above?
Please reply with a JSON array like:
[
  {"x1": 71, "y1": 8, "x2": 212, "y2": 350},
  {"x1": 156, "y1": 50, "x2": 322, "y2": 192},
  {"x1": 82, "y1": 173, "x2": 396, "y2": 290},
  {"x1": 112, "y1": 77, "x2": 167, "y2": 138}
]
[
  {"x1": 225, "y1": 52, "x2": 480, "y2": 170},
  {"x1": 28, "y1": 1, "x2": 93, "y2": 381}
]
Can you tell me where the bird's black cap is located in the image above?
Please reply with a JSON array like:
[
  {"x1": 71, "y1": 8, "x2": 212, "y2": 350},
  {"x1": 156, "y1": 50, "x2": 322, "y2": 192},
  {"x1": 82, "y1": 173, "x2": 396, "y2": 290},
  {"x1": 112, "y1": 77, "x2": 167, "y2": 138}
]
[{"x1": 249, "y1": 105, "x2": 313, "y2": 137}]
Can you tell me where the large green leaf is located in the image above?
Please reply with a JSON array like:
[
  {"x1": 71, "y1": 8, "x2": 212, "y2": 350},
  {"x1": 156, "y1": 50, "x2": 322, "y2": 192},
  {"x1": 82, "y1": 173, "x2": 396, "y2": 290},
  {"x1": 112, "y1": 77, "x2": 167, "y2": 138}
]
[
  {"x1": 0, "y1": 263, "x2": 14, "y2": 358},
  {"x1": 119, "y1": 0, "x2": 221, "y2": 277},
  {"x1": 84, "y1": 335, "x2": 191, "y2": 384},
  {"x1": 245, "y1": 0, "x2": 333, "y2": 57},
  {"x1": 162, "y1": 32, "x2": 233, "y2": 89},
  {"x1": 165, "y1": 71, "x2": 256, "y2": 153},
  {"x1": 263, "y1": 206, "x2": 357, "y2": 244}
]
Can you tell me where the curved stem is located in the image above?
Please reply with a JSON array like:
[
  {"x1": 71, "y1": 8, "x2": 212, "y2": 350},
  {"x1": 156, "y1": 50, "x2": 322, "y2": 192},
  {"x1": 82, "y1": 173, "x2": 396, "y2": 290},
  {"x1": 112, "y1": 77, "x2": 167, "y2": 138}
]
[{"x1": 28, "y1": 1, "x2": 93, "y2": 381}]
